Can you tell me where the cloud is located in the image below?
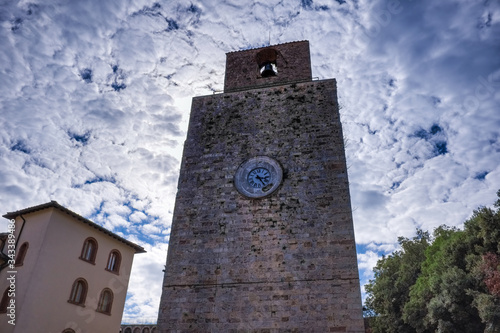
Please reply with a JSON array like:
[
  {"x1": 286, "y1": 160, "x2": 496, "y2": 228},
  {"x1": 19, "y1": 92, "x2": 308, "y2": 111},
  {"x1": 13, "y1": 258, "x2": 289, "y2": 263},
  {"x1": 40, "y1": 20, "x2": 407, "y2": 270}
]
[
  {"x1": 1, "y1": 0, "x2": 499, "y2": 323},
  {"x1": 123, "y1": 241, "x2": 169, "y2": 323}
]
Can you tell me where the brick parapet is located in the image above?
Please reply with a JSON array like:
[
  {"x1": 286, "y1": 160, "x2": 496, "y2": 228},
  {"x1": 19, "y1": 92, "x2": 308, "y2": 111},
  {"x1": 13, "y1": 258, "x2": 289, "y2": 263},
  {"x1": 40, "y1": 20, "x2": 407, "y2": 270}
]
[{"x1": 224, "y1": 41, "x2": 312, "y2": 92}]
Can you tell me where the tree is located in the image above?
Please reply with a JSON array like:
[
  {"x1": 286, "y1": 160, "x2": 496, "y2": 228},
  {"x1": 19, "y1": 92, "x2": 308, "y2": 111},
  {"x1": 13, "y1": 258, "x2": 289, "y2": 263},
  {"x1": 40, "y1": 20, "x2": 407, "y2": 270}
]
[
  {"x1": 403, "y1": 226, "x2": 484, "y2": 332},
  {"x1": 366, "y1": 190, "x2": 500, "y2": 333},
  {"x1": 472, "y1": 252, "x2": 500, "y2": 333},
  {"x1": 466, "y1": 193, "x2": 500, "y2": 332},
  {"x1": 364, "y1": 230, "x2": 430, "y2": 333}
]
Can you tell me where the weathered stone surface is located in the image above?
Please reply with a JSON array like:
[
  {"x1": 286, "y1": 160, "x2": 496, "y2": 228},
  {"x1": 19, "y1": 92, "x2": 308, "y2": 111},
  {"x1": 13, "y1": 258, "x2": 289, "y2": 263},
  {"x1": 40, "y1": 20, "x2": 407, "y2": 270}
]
[
  {"x1": 158, "y1": 42, "x2": 364, "y2": 333},
  {"x1": 224, "y1": 41, "x2": 312, "y2": 92}
]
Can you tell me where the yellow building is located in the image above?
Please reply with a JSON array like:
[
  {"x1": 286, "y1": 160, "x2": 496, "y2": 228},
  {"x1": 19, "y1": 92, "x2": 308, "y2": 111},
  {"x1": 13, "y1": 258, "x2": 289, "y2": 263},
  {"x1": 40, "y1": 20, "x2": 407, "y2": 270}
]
[{"x1": 0, "y1": 201, "x2": 145, "y2": 333}]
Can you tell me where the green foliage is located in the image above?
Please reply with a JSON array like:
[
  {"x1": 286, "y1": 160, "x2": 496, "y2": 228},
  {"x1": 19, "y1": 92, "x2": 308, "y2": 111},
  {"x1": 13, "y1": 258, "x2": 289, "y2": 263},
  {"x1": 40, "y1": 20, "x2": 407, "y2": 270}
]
[
  {"x1": 365, "y1": 190, "x2": 500, "y2": 333},
  {"x1": 365, "y1": 230, "x2": 430, "y2": 333},
  {"x1": 404, "y1": 227, "x2": 483, "y2": 332}
]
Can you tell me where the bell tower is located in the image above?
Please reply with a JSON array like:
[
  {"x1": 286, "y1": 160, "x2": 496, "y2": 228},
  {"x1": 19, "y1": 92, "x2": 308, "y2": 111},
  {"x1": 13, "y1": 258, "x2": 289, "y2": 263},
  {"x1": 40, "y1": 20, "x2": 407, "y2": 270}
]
[{"x1": 158, "y1": 41, "x2": 364, "y2": 332}]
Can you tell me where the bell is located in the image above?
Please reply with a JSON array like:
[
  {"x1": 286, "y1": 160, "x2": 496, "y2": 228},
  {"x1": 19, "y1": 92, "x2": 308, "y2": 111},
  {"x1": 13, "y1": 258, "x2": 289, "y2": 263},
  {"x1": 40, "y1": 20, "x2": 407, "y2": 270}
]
[{"x1": 260, "y1": 62, "x2": 277, "y2": 77}]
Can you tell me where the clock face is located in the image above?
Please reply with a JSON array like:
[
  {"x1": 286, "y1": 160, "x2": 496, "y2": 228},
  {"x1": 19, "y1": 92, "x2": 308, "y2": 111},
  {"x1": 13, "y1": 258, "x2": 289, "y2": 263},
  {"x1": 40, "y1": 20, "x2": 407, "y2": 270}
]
[
  {"x1": 234, "y1": 156, "x2": 283, "y2": 198},
  {"x1": 247, "y1": 168, "x2": 271, "y2": 188}
]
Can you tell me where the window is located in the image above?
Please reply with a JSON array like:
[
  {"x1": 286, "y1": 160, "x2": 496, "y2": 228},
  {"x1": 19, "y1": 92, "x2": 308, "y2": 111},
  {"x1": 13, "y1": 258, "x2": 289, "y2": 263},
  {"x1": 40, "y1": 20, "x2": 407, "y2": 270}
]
[
  {"x1": 14, "y1": 242, "x2": 28, "y2": 266},
  {"x1": 97, "y1": 288, "x2": 113, "y2": 314},
  {"x1": 80, "y1": 237, "x2": 97, "y2": 264},
  {"x1": 106, "y1": 250, "x2": 121, "y2": 274},
  {"x1": 0, "y1": 288, "x2": 9, "y2": 313},
  {"x1": 124, "y1": 328, "x2": 132, "y2": 333},
  {"x1": 68, "y1": 278, "x2": 87, "y2": 306},
  {"x1": 62, "y1": 329, "x2": 76, "y2": 333}
]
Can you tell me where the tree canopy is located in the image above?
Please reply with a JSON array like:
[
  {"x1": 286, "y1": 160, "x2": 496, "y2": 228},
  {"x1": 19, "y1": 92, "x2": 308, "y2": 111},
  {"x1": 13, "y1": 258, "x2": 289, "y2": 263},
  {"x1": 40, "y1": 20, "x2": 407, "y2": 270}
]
[{"x1": 365, "y1": 190, "x2": 500, "y2": 333}]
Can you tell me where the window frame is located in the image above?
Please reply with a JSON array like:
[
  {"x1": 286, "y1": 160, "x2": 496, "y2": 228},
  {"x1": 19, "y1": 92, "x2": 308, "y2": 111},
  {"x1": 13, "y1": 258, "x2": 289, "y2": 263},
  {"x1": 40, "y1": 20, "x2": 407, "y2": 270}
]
[
  {"x1": 68, "y1": 278, "x2": 88, "y2": 306},
  {"x1": 14, "y1": 242, "x2": 29, "y2": 266},
  {"x1": 79, "y1": 237, "x2": 98, "y2": 264},
  {"x1": 106, "y1": 249, "x2": 121, "y2": 274},
  {"x1": 96, "y1": 288, "x2": 113, "y2": 315}
]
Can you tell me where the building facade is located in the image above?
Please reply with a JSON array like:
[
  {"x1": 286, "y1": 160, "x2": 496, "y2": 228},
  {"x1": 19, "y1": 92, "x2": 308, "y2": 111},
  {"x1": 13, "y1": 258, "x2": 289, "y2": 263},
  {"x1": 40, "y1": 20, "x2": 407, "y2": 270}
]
[
  {"x1": 0, "y1": 201, "x2": 145, "y2": 333},
  {"x1": 158, "y1": 41, "x2": 364, "y2": 332}
]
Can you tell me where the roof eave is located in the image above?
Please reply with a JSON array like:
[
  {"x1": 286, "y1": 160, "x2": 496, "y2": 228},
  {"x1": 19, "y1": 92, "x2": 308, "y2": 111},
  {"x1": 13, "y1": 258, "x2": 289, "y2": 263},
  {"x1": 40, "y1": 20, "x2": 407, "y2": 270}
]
[{"x1": 3, "y1": 201, "x2": 146, "y2": 254}]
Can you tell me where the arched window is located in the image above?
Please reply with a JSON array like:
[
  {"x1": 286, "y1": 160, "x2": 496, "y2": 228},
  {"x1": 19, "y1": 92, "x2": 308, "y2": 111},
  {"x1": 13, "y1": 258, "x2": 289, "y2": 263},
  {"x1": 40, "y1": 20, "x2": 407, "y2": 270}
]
[
  {"x1": 143, "y1": 328, "x2": 150, "y2": 333},
  {"x1": 0, "y1": 288, "x2": 10, "y2": 313},
  {"x1": 256, "y1": 48, "x2": 278, "y2": 77},
  {"x1": 124, "y1": 328, "x2": 132, "y2": 333},
  {"x1": 14, "y1": 242, "x2": 29, "y2": 266},
  {"x1": 62, "y1": 329, "x2": 76, "y2": 333},
  {"x1": 97, "y1": 288, "x2": 113, "y2": 314},
  {"x1": 106, "y1": 250, "x2": 121, "y2": 274},
  {"x1": 68, "y1": 278, "x2": 87, "y2": 306},
  {"x1": 80, "y1": 237, "x2": 97, "y2": 264},
  {"x1": 133, "y1": 327, "x2": 141, "y2": 333}
]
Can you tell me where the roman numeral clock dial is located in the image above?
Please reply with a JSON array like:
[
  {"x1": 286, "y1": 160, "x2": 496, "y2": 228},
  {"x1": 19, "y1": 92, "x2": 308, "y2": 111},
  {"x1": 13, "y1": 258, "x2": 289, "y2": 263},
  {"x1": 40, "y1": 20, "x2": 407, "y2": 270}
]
[
  {"x1": 234, "y1": 156, "x2": 283, "y2": 198},
  {"x1": 248, "y1": 168, "x2": 270, "y2": 188}
]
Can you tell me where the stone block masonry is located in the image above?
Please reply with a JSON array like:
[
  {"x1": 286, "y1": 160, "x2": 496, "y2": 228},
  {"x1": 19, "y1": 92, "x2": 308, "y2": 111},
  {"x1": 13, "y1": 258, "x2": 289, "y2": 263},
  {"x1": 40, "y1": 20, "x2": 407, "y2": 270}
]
[{"x1": 157, "y1": 77, "x2": 365, "y2": 332}]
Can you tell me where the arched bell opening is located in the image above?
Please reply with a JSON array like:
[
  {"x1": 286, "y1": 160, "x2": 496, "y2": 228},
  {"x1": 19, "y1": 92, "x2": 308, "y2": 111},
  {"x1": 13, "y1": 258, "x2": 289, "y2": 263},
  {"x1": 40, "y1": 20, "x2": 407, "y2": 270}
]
[{"x1": 256, "y1": 48, "x2": 278, "y2": 77}]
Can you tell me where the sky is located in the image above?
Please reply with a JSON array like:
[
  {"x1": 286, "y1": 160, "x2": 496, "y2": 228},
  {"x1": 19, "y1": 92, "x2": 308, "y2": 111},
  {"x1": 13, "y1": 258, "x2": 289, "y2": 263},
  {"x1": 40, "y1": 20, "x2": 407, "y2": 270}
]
[{"x1": 0, "y1": 0, "x2": 499, "y2": 324}]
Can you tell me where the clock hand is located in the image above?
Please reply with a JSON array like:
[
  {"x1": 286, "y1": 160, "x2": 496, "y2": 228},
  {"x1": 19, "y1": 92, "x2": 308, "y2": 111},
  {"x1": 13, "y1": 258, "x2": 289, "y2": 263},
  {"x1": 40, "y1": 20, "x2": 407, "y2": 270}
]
[{"x1": 255, "y1": 175, "x2": 266, "y2": 185}]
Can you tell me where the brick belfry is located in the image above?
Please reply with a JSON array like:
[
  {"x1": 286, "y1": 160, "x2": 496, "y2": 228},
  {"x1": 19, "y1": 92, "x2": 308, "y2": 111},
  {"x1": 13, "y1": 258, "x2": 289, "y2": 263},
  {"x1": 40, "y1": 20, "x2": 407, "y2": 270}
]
[{"x1": 157, "y1": 41, "x2": 365, "y2": 332}]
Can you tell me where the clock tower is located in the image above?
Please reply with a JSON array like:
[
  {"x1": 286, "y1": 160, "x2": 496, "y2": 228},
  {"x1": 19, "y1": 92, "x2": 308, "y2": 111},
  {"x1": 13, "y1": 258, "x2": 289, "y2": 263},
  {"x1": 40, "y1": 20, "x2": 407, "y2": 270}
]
[{"x1": 158, "y1": 41, "x2": 365, "y2": 332}]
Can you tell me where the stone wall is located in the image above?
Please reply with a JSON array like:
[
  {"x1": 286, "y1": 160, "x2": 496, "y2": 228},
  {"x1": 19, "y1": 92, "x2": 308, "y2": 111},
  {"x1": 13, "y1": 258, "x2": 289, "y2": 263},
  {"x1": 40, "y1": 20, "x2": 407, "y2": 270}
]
[{"x1": 158, "y1": 78, "x2": 364, "y2": 332}]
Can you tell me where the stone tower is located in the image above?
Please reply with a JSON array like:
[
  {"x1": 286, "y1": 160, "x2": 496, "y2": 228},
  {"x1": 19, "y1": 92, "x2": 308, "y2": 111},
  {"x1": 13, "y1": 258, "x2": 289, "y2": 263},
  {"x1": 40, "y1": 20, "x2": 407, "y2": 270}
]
[{"x1": 158, "y1": 41, "x2": 364, "y2": 332}]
